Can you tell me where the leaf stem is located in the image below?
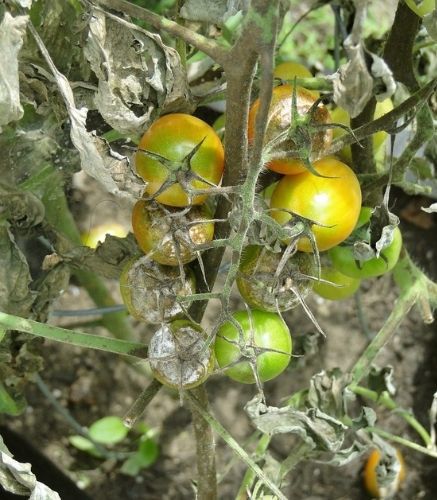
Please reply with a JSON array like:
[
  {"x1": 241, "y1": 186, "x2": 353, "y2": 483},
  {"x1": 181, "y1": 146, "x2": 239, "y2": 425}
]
[
  {"x1": 123, "y1": 379, "x2": 162, "y2": 429},
  {"x1": 348, "y1": 285, "x2": 419, "y2": 387},
  {"x1": 0, "y1": 311, "x2": 147, "y2": 358}
]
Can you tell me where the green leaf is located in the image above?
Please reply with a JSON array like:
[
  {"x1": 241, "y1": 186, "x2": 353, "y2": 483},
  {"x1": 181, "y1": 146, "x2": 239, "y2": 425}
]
[
  {"x1": 89, "y1": 416, "x2": 128, "y2": 445},
  {"x1": 137, "y1": 438, "x2": 159, "y2": 467},
  {"x1": 68, "y1": 435, "x2": 101, "y2": 458},
  {"x1": 120, "y1": 439, "x2": 159, "y2": 476},
  {"x1": 120, "y1": 454, "x2": 143, "y2": 476},
  {"x1": 0, "y1": 383, "x2": 26, "y2": 416}
]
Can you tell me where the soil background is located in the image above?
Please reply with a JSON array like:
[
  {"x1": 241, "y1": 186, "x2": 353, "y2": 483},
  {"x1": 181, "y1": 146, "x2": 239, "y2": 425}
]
[{"x1": 1, "y1": 168, "x2": 436, "y2": 500}]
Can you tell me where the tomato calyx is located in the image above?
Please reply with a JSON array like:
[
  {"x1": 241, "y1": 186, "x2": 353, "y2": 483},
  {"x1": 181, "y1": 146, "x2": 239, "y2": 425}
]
[
  {"x1": 137, "y1": 137, "x2": 222, "y2": 206},
  {"x1": 264, "y1": 87, "x2": 333, "y2": 177}
]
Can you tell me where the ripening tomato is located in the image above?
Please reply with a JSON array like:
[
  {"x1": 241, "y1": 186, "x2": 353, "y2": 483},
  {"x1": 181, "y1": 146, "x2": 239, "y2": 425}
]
[
  {"x1": 135, "y1": 114, "x2": 224, "y2": 207},
  {"x1": 132, "y1": 199, "x2": 214, "y2": 266},
  {"x1": 270, "y1": 157, "x2": 362, "y2": 252},
  {"x1": 247, "y1": 84, "x2": 332, "y2": 175},
  {"x1": 119, "y1": 255, "x2": 196, "y2": 324},
  {"x1": 313, "y1": 265, "x2": 360, "y2": 300},
  {"x1": 237, "y1": 246, "x2": 315, "y2": 312},
  {"x1": 273, "y1": 61, "x2": 320, "y2": 98},
  {"x1": 148, "y1": 320, "x2": 214, "y2": 389},
  {"x1": 214, "y1": 310, "x2": 292, "y2": 384},
  {"x1": 363, "y1": 448, "x2": 406, "y2": 498},
  {"x1": 329, "y1": 226, "x2": 402, "y2": 279}
]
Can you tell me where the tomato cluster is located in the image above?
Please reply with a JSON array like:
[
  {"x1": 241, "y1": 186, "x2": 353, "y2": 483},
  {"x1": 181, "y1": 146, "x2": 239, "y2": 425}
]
[
  {"x1": 118, "y1": 113, "x2": 226, "y2": 389},
  {"x1": 117, "y1": 59, "x2": 403, "y2": 389}
]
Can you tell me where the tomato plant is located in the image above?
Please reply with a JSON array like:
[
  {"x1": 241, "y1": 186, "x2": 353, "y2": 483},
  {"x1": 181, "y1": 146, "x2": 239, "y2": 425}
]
[
  {"x1": 247, "y1": 84, "x2": 332, "y2": 175},
  {"x1": 135, "y1": 113, "x2": 225, "y2": 207},
  {"x1": 329, "y1": 226, "x2": 403, "y2": 279},
  {"x1": 313, "y1": 265, "x2": 361, "y2": 300},
  {"x1": 363, "y1": 448, "x2": 406, "y2": 498},
  {"x1": 237, "y1": 245, "x2": 315, "y2": 311},
  {"x1": 214, "y1": 310, "x2": 292, "y2": 384},
  {"x1": 148, "y1": 320, "x2": 214, "y2": 390},
  {"x1": 119, "y1": 255, "x2": 196, "y2": 324},
  {"x1": 270, "y1": 157, "x2": 362, "y2": 252},
  {"x1": 131, "y1": 199, "x2": 214, "y2": 266}
]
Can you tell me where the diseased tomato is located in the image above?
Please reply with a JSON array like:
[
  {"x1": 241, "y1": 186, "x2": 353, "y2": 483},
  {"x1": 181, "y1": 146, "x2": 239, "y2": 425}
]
[
  {"x1": 329, "y1": 226, "x2": 402, "y2": 279},
  {"x1": 273, "y1": 61, "x2": 320, "y2": 98},
  {"x1": 131, "y1": 199, "x2": 214, "y2": 266},
  {"x1": 148, "y1": 320, "x2": 214, "y2": 390},
  {"x1": 270, "y1": 157, "x2": 362, "y2": 252},
  {"x1": 237, "y1": 246, "x2": 315, "y2": 312},
  {"x1": 313, "y1": 265, "x2": 360, "y2": 300},
  {"x1": 247, "y1": 84, "x2": 332, "y2": 175},
  {"x1": 135, "y1": 113, "x2": 224, "y2": 207},
  {"x1": 363, "y1": 448, "x2": 406, "y2": 498},
  {"x1": 214, "y1": 310, "x2": 292, "y2": 384},
  {"x1": 119, "y1": 255, "x2": 196, "y2": 324}
]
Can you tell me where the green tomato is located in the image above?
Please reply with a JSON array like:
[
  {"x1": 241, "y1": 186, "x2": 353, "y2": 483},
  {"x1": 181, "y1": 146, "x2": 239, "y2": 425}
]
[
  {"x1": 214, "y1": 310, "x2": 292, "y2": 384},
  {"x1": 356, "y1": 206, "x2": 373, "y2": 229},
  {"x1": 313, "y1": 266, "x2": 361, "y2": 300},
  {"x1": 329, "y1": 227, "x2": 403, "y2": 279}
]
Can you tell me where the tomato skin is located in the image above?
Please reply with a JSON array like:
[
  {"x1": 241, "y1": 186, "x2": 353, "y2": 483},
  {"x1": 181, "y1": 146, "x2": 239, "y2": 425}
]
[
  {"x1": 135, "y1": 114, "x2": 224, "y2": 207},
  {"x1": 148, "y1": 320, "x2": 214, "y2": 390},
  {"x1": 237, "y1": 246, "x2": 315, "y2": 312},
  {"x1": 273, "y1": 62, "x2": 320, "y2": 98},
  {"x1": 131, "y1": 199, "x2": 214, "y2": 266},
  {"x1": 313, "y1": 266, "x2": 360, "y2": 300},
  {"x1": 214, "y1": 310, "x2": 292, "y2": 384},
  {"x1": 329, "y1": 226, "x2": 402, "y2": 279},
  {"x1": 363, "y1": 449, "x2": 406, "y2": 498},
  {"x1": 247, "y1": 84, "x2": 332, "y2": 175},
  {"x1": 119, "y1": 255, "x2": 196, "y2": 324},
  {"x1": 270, "y1": 157, "x2": 362, "y2": 252}
]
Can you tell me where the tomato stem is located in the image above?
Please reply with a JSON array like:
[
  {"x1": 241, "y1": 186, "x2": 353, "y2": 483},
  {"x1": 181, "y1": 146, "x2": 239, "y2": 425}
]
[{"x1": 351, "y1": 386, "x2": 432, "y2": 448}]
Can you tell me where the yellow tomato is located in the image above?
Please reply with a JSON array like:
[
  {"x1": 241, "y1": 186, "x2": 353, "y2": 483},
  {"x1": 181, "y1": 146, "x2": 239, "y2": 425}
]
[
  {"x1": 81, "y1": 223, "x2": 128, "y2": 248},
  {"x1": 270, "y1": 157, "x2": 362, "y2": 252},
  {"x1": 274, "y1": 61, "x2": 320, "y2": 99}
]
